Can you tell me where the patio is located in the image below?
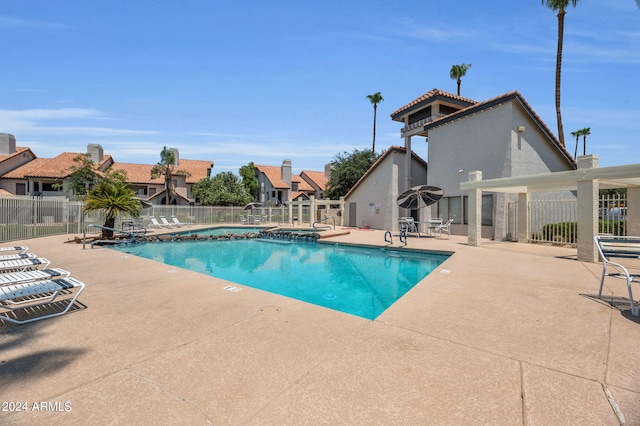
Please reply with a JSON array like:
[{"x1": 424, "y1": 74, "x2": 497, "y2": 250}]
[{"x1": 1, "y1": 228, "x2": 639, "y2": 425}]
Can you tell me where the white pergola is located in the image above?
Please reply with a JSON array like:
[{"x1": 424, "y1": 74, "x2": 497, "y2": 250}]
[{"x1": 461, "y1": 155, "x2": 640, "y2": 262}]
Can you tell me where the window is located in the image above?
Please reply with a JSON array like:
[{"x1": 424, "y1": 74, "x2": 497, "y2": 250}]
[
  {"x1": 441, "y1": 195, "x2": 493, "y2": 226},
  {"x1": 462, "y1": 195, "x2": 493, "y2": 226},
  {"x1": 291, "y1": 182, "x2": 298, "y2": 191},
  {"x1": 438, "y1": 197, "x2": 462, "y2": 224},
  {"x1": 16, "y1": 183, "x2": 26, "y2": 195}
]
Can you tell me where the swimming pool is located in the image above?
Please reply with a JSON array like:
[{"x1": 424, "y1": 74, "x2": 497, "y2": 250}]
[{"x1": 113, "y1": 239, "x2": 450, "y2": 320}]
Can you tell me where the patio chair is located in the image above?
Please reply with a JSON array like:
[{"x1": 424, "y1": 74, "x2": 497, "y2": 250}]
[
  {"x1": 0, "y1": 246, "x2": 28, "y2": 255},
  {"x1": 159, "y1": 216, "x2": 175, "y2": 228},
  {"x1": 435, "y1": 218, "x2": 454, "y2": 239},
  {"x1": 240, "y1": 215, "x2": 248, "y2": 225},
  {"x1": 0, "y1": 257, "x2": 50, "y2": 273},
  {"x1": 403, "y1": 217, "x2": 420, "y2": 237},
  {"x1": 0, "y1": 268, "x2": 71, "y2": 286},
  {"x1": 149, "y1": 216, "x2": 162, "y2": 228},
  {"x1": 0, "y1": 276, "x2": 86, "y2": 324},
  {"x1": 170, "y1": 215, "x2": 184, "y2": 227},
  {"x1": 0, "y1": 252, "x2": 36, "y2": 262}
]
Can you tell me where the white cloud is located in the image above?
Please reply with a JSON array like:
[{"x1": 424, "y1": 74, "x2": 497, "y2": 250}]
[{"x1": 0, "y1": 16, "x2": 69, "y2": 31}]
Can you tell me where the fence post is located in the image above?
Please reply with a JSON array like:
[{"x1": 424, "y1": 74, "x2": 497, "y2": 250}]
[{"x1": 517, "y1": 193, "x2": 529, "y2": 242}]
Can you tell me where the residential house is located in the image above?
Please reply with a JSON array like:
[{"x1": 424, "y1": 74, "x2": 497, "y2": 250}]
[
  {"x1": 344, "y1": 89, "x2": 576, "y2": 240},
  {"x1": 254, "y1": 160, "x2": 329, "y2": 205},
  {"x1": 1, "y1": 143, "x2": 112, "y2": 197},
  {"x1": 0, "y1": 136, "x2": 213, "y2": 205}
]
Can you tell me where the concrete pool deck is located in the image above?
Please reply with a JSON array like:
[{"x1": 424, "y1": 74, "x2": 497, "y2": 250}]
[{"x1": 1, "y1": 227, "x2": 639, "y2": 425}]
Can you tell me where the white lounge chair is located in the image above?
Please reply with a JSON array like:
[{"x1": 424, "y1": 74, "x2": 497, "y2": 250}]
[
  {"x1": 159, "y1": 216, "x2": 174, "y2": 228},
  {"x1": 0, "y1": 246, "x2": 28, "y2": 255},
  {"x1": 149, "y1": 216, "x2": 162, "y2": 228},
  {"x1": 435, "y1": 218, "x2": 454, "y2": 239},
  {"x1": 0, "y1": 268, "x2": 71, "y2": 286},
  {"x1": 170, "y1": 215, "x2": 183, "y2": 227},
  {"x1": 0, "y1": 276, "x2": 86, "y2": 324},
  {"x1": 0, "y1": 257, "x2": 50, "y2": 273},
  {"x1": 0, "y1": 252, "x2": 36, "y2": 262}
]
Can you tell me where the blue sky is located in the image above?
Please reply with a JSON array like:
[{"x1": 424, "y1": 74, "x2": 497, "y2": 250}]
[{"x1": 1, "y1": 0, "x2": 639, "y2": 175}]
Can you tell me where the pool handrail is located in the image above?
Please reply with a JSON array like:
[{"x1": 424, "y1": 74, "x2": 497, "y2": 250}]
[
  {"x1": 89, "y1": 224, "x2": 137, "y2": 248},
  {"x1": 313, "y1": 216, "x2": 335, "y2": 230}
]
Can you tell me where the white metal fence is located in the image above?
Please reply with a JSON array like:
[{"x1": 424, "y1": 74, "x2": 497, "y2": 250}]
[
  {"x1": 0, "y1": 196, "x2": 345, "y2": 243},
  {"x1": 506, "y1": 193, "x2": 628, "y2": 246}
]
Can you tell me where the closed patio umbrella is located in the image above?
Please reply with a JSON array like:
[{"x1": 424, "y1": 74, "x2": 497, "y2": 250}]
[{"x1": 396, "y1": 185, "x2": 444, "y2": 209}]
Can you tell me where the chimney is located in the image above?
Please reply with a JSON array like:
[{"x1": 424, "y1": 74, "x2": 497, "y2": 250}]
[
  {"x1": 87, "y1": 144, "x2": 104, "y2": 163},
  {"x1": 281, "y1": 159, "x2": 292, "y2": 187},
  {"x1": 0, "y1": 133, "x2": 16, "y2": 155},
  {"x1": 169, "y1": 148, "x2": 179, "y2": 166},
  {"x1": 324, "y1": 163, "x2": 333, "y2": 179}
]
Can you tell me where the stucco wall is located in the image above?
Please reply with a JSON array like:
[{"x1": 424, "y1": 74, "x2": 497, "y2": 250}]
[{"x1": 345, "y1": 151, "x2": 427, "y2": 231}]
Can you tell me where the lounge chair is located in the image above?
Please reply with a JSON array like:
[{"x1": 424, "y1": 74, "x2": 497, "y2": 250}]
[
  {"x1": 435, "y1": 218, "x2": 454, "y2": 239},
  {"x1": 0, "y1": 268, "x2": 71, "y2": 286},
  {"x1": 170, "y1": 215, "x2": 183, "y2": 227},
  {"x1": 0, "y1": 276, "x2": 86, "y2": 324},
  {"x1": 149, "y1": 216, "x2": 162, "y2": 228},
  {"x1": 0, "y1": 246, "x2": 28, "y2": 255},
  {"x1": 159, "y1": 216, "x2": 174, "y2": 228},
  {"x1": 0, "y1": 257, "x2": 50, "y2": 273},
  {"x1": 0, "y1": 252, "x2": 36, "y2": 262}
]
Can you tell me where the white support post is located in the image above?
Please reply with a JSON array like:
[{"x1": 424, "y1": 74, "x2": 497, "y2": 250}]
[
  {"x1": 627, "y1": 187, "x2": 640, "y2": 237},
  {"x1": 468, "y1": 171, "x2": 482, "y2": 247},
  {"x1": 517, "y1": 192, "x2": 529, "y2": 243},
  {"x1": 577, "y1": 155, "x2": 599, "y2": 262}
]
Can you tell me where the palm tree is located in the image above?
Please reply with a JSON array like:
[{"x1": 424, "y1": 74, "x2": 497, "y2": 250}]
[
  {"x1": 83, "y1": 174, "x2": 142, "y2": 239},
  {"x1": 570, "y1": 129, "x2": 581, "y2": 158},
  {"x1": 581, "y1": 127, "x2": 590, "y2": 156},
  {"x1": 151, "y1": 146, "x2": 189, "y2": 205},
  {"x1": 449, "y1": 63, "x2": 471, "y2": 96},
  {"x1": 542, "y1": 0, "x2": 580, "y2": 147},
  {"x1": 366, "y1": 92, "x2": 384, "y2": 153}
]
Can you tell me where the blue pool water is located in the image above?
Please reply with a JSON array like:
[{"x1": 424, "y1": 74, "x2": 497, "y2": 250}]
[{"x1": 113, "y1": 239, "x2": 450, "y2": 320}]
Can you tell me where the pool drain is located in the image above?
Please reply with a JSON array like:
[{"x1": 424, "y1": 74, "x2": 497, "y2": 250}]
[{"x1": 323, "y1": 293, "x2": 337, "y2": 300}]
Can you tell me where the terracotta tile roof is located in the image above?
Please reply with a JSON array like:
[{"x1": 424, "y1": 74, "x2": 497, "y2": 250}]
[
  {"x1": 0, "y1": 147, "x2": 33, "y2": 163},
  {"x1": 2, "y1": 152, "x2": 113, "y2": 179},
  {"x1": 390, "y1": 88, "x2": 477, "y2": 119},
  {"x1": 110, "y1": 159, "x2": 212, "y2": 184},
  {"x1": 255, "y1": 164, "x2": 288, "y2": 189},
  {"x1": 290, "y1": 191, "x2": 310, "y2": 200},
  {"x1": 344, "y1": 146, "x2": 427, "y2": 200},
  {"x1": 0, "y1": 189, "x2": 14, "y2": 197},
  {"x1": 422, "y1": 90, "x2": 576, "y2": 168},
  {"x1": 291, "y1": 174, "x2": 314, "y2": 192},
  {"x1": 300, "y1": 170, "x2": 328, "y2": 190}
]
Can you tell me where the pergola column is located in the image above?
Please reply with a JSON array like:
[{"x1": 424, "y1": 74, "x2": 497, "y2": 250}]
[
  {"x1": 468, "y1": 171, "x2": 482, "y2": 247},
  {"x1": 517, "y1": 192, "x2": 530, "y2": 242},
  {"x1": 576, "y1": 155, "x2": 599, "y2": 262}
]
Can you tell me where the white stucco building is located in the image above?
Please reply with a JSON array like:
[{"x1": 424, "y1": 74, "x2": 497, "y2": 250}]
[{"x1": 345, "y1": 89, "x2": 577, "y2": 240}]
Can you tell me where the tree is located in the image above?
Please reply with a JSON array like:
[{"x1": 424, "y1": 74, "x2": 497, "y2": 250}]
[
  {"x1": 83, "y1": 170, "x2": 142, "y2": 239},
  {"x1": 542, "y1": 0, "x2": 580, "y2": 147},
  {"x1": 366, "y1": 92, "x2": 384, "y2": 153},
  {"x1": 239, "y1": 162, "x2": 259, "y2": 199},
  {"x1": 325, "y1": 149, "x2": 380, "y2": 200},
  {"x1": 449, "y1": 63, "x2": 471, "y2": 96},
  {"x1": 580, "y1": 127, "x2": 590, "y2": 156},
  {"x1": 570, "y1": 129, "x2": 581, "y2": 159},
  {"x1": 192, "y1": 172, "x2": 251, "y2": 206},
  {"x1": 150, "y1": 146, "x2": 190, "y2": 205},
  {"x1": 67, "y1": 153, "x2": 100, "y2": 197}
]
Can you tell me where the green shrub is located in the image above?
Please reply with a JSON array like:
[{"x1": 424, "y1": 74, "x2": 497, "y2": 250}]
[{"x1": 542, "y1": 222, "x2": 576, "y2": 243}]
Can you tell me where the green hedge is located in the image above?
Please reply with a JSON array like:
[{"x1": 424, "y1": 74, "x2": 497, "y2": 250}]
[{"x1": 541, "y1": 220, "x2": 626, "y2": 244}]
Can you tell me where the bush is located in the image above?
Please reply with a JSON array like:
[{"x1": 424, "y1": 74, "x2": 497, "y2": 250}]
[{"x1": 542, "y1": 222, "x2": 576, "y2": 243}]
